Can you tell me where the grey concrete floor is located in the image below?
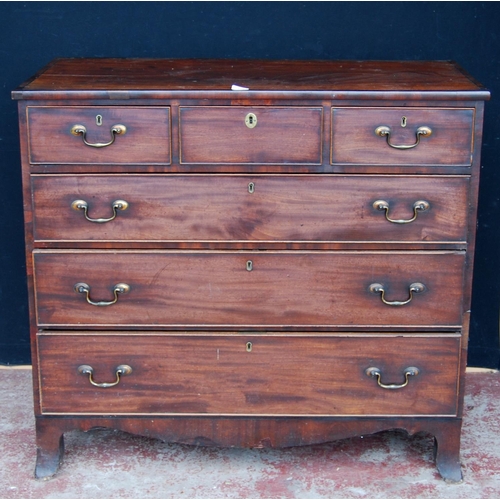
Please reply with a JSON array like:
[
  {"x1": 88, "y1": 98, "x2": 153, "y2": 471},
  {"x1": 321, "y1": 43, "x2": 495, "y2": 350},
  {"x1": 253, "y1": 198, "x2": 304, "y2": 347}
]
[{"x1": 1, "y1": 366, "x2": 499, "y2": 498}]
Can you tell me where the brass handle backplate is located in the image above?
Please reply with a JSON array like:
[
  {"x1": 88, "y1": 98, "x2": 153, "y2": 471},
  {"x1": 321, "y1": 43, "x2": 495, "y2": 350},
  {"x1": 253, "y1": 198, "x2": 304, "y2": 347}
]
[
  {"x1": 78, "y1": 364, "x2": 132, "y2": 388},
  {"x1": 375, "y1": 125, "x2": 432, "y2": 150},
  {"x1": 365, "y1": 366, "x2": 420, "y2": 390},
  {"x1": 369, "y1": 282, "x2": 426, "y2": 306},
  {"x1": 71, "y1": 123, "x2": 126, "y2": 148},
  {"x1": 373, "y1": 200, "x2": 430, "y2": 224},
  {"x1": 71, "y1": 199, "x2": 129, "y2": 223},
  {"x1": 74, "y1": 282, "x2": 130, "y2": 307}
]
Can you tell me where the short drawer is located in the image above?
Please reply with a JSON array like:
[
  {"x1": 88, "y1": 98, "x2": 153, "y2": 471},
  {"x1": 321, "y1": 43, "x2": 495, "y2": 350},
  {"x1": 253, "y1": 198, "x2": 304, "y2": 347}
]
[
  {"x1": 331, "y1": 107, "x2": 474, "y2": 166},
  {"x1": 31, "y1": 174, "x2": 469, "y2": 245},
  {"x1": 37, "y1": 333, "x2": 460, "y2": 416},
  {"x1": 27, "y1": 106, "x2": 171, "y2": 164},
  {"x1": 179, "y1": 106, "x2": 322, "y2": 164},
  {"x1": 33, "y1": 250, "x2": 465, "y2": 328}
]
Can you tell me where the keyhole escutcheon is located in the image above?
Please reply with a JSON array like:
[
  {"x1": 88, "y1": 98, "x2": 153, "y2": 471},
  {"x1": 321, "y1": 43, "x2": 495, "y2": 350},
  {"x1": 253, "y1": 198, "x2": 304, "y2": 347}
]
[{"x1": 245, "y1": 113, "x2": 257, "y2": 129}]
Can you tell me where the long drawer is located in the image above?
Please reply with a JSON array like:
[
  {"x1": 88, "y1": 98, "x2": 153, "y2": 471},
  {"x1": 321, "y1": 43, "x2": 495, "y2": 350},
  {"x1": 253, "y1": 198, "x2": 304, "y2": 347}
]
[
  {"x1": 37, "y1": 333, "x2": 460, "y2": 416},
  {"x1": 33, "y1": 250, "x2": 465, "y2": 328},
  {"x1": 27, "y1": 106, "x2": 171, "y2": 164},
  {"x1": 31, "y1": 175, "x2": 469, "y2": 245},
  {"x1": 331, "y1": 107, "x2": 474, "y2": 166}
]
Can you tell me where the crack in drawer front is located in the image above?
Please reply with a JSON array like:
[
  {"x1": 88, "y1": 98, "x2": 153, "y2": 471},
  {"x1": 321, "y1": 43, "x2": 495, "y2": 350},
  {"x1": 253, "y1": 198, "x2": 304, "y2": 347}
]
[
  {"x1": 179, "y1": 107, "x2": 323, "y2": 164},
  {"x1": 27, "y1": 106, "x2": 171, "y2": 164},
  {"x1": 33, "y1": 251, "x2": 465, "y2": 328},
  {"x1": 37, "y1": 333, "x2": 460, "y2": 416},
  {"x1": 331, "y1": 108, "x2": 474, "y2": 166},
  {"x1": 31, "y1": 174, "x2": 469, "y2": 245}
]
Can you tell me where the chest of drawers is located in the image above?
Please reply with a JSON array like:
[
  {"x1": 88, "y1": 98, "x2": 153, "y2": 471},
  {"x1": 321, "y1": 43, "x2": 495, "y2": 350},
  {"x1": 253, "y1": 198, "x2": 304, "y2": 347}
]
[{"x1": 13, "y1": 59, "x2": 489, "y2": 481}]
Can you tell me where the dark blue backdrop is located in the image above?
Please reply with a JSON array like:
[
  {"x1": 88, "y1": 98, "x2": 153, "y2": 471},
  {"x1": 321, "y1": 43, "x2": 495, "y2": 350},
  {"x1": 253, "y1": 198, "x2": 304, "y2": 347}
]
[{"x1": 1, "y1": 1, "x2": 499, "y2": 366}]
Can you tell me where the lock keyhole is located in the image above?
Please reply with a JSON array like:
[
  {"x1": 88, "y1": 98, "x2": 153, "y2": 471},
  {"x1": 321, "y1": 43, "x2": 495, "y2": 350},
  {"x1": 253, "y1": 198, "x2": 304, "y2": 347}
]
[
  {"x1": 246, "y1": 342, "x2": 253, "y2": 352},
  {"x1": 245, "y1": 113, "x2": 258, "y2": 129}
]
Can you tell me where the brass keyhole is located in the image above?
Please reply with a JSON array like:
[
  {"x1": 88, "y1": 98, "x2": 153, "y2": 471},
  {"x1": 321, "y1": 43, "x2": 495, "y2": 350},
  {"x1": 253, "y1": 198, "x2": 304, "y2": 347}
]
[
  {"x1": 246, "y1": 260, "x2": 253, "y2": 271},
  {"x1": 245, "y1": 113, "x2": 257, "y2": 129},
  {"x1": 246, "y1": 342, "x2": 253, "y2": 352},
  {"x1": 248, "y1": 182, "x2": 255, "y2": 194},
  {"x1": 96, "y1": 114, "x2": 103, "y2": 126},
  {"x1": 401, "y1": 116, "x2": 407, "y2": 128}
]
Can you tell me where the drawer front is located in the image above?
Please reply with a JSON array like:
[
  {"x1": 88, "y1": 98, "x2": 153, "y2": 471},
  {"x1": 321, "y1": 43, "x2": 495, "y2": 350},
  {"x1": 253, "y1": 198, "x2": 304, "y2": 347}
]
[
  {"x1": 32, "y1": 174, "x2": 469, "y2": 244},
  {"x1": 37, "y1": 333, "x2": 460, "y2": 416},
  {"x1": 331, "y1": 107, "x2": 474, "y2": 166},
  {"x1": 179, "y1": 107, "x2": 322, "y2": 164},
  {"x1": 33, "y1": 251, "x2": 464, "y2": 328},
  {"x1": 27, "y1": 106, "x2": 171, "y2": 164}
]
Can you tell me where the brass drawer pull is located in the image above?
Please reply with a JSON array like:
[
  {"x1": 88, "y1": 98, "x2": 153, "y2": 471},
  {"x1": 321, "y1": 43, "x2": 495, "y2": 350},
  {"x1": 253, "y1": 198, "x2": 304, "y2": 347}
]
[
  {"x1": 369, "y1": 282, "x2": 426, "y2": 306},
  {"x1": 71, "y1": 123, "x2": 126, "y2": 148},
  {"x1": 78, "y1": 364, "x2": 132, "y2": 388},
  {"x1": 365, "y1": 366, "x2": 420, "y2": 390},
  {"x1": 375, "y1": 125, "x2": 432, "y2": 150},
  {"x1": 74, "y1": 282, "x2": 130, "y2": 307},
  {"x1": 71, "y1": 199, "x2": 129, "y2": 223},
  {"x1": 373, "y1": 199, "x2": 430, "y2": 224}
]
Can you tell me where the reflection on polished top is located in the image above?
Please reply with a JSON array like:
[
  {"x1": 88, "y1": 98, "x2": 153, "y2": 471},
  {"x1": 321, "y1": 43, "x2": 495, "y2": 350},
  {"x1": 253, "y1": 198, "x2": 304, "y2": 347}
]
[{"x1": 13, "y1": 58, "x2": 490, "y2": 98}]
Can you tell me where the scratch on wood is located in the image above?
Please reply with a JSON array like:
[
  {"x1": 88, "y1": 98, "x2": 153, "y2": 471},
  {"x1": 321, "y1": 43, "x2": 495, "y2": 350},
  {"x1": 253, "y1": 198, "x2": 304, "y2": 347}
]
[{"x1": 150, "y1": 263, "x2": 171, "y2": 285}]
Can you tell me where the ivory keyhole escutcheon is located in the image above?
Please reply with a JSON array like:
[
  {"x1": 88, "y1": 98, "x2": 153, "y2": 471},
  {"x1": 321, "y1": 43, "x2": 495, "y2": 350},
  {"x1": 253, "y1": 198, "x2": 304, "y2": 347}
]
[
  {"x1": 246, "y1": 342, "x2": 253, "y2": 352},
  {"x1": 96, "y1": 114, "x2": 103, "y2": 126},
  {"x1": 245, "y1": 112, "x2": 257, "y2": 128},
  {"x1": 246, "y1": 260, "x2": 253, "y2": 271},
  {"x1": 401, "y1": 116, "x2": 407, "y2": 127}
]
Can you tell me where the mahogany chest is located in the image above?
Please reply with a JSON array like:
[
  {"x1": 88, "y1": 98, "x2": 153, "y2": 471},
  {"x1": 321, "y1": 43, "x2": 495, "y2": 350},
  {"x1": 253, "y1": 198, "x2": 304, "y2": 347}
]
[{"x1": 13, "y1": 58, "x2": 489, "y2": 481}]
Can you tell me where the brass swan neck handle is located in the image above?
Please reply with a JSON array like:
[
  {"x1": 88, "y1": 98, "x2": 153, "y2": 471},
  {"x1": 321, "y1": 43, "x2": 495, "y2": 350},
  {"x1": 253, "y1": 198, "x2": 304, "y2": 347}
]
[
  {"x1": 373, "y1": 200, "x2": 430, "y2": 224},
  {"x1": 369, "y1": 282, "x2": 426, "y2": 307},
  {"x1": 375, "y1": 125, "x2": 432, "y2": 150},
  {"x1": 365, "y1": 366, "x2": 420, "y2": 390},
  {"x1": 71, "y1": 123, "x2": 126, "y2": 148},
  {"x1": 74, "y1": 282, "x2": 130, "y2": 307},
  {"x1": 78, "y1": 364, "x2": 132, "y2": 388}
]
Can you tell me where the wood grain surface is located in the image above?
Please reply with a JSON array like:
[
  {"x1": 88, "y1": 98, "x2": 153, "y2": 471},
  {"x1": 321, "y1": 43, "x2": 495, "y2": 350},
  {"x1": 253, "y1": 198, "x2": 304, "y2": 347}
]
[
  {"x1": 31, "y1": 174, "x2": 469, "y2": 245},
  {"x1": 33, "y1": 250, "x2": 465, "y2": 328},
  {"x1": 13, "y1": 59, "x2": 489, "y2": 98},
  {"x1": 331, "y1": 107, "x2": 474, "y2": 166},
  {"x1": 179, "y1": 106, "x2": 322, "y2": 164},
  {"x1": 27, "y1": 106, "x2": 171, "y2": 164},
  {"x1": 37, "y1": 333, "x2": 460, "y2": 416}
]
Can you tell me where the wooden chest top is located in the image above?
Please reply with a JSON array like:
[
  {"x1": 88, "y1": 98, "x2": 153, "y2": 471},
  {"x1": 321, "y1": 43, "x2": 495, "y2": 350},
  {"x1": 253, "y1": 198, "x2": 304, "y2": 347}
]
[{"x1": 12, "y1": 58, "x2": 490, "y2": 100}]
